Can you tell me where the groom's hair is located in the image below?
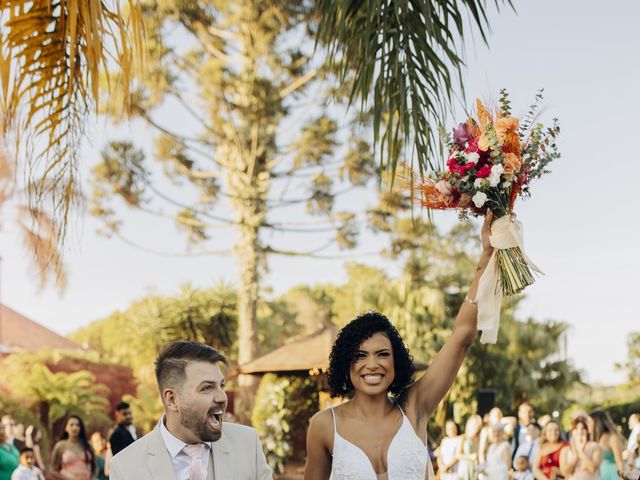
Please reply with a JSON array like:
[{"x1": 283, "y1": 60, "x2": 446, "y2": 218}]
[
  {"x1": 328, "y1": 311, "x2": 415, "y2": 399},
  {"x1": 155, "y1": 341, "x2": 227, "y2": 392}
]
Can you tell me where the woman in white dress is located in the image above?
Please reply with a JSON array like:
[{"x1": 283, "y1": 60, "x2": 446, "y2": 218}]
[
  {"x1": 480, "y1": 423, "x2": 511, "y2": 480},
  {"x1": 304, "y1": 214, "x2": 495, "y2": 480},
  {"x1": 437, "y1": 421, "x2": 462, "y2": 480}
]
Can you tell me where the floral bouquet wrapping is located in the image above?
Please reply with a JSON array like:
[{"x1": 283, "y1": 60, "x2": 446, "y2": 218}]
[{"x1": 410, "y1": 90, "x2": 560, "y2": 343}]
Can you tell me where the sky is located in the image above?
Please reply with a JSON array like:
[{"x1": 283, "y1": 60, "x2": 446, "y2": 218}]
[{"x1": 1, "y1": 0, "x2": 639, "y2": 385}]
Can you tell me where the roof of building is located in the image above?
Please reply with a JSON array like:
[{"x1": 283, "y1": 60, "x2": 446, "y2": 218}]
[
  {"x1": 0, "y1": 304, "x2": 83, "y2": 353},
  {"x1": 239, "y1": 324, "x2": 427, "y2": 375}
]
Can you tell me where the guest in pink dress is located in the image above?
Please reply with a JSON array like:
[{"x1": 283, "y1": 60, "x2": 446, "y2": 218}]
[
  {"x1": 50, "y1": 416, "x2": 97, "y2": 480},
  {"x1": 560, "y1": 417, "x2": 602, "y2": 480}
]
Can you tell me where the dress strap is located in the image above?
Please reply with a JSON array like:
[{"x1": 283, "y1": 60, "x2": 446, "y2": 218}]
[
  {"x1": 396, "y1": 403, "x2": 406, "y2": 417},
  {"x1": 329, "y1": 407, "x2": 337, "y2": 432}
]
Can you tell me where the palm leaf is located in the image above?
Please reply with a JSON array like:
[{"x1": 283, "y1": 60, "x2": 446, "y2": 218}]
[
  {"x1": 315, "y1": 0, "x2": 514, "y2": 178},
  {"x1": 0, "y1": 0, "x2": 144, "y2": 249}
]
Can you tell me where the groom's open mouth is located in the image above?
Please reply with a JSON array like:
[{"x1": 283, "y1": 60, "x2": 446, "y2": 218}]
[{"x1": 207, "y1": 409, "x2": 225, "y2": 431}]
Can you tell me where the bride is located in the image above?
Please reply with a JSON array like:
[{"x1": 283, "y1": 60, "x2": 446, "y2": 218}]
[{"x1": 304, "y1": 213, "x2": 494, "y2": 480}]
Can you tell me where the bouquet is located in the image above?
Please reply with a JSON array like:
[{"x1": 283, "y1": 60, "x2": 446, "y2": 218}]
[{"x1": 411, "y1": 89, "x2": 560, "y2": 343}]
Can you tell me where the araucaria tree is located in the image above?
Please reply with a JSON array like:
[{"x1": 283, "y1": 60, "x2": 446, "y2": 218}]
[{"x1": 90, "y1": 0, "x2": 375, "y2": 411}]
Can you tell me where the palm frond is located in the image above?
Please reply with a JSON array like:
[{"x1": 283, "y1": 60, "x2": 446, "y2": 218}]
[
  {"x1": 315, "y1": 0, "x2": 513, "y2": 178},
  {"x1": 0, "y1": 0, "x2": 144, "y2": 248}
]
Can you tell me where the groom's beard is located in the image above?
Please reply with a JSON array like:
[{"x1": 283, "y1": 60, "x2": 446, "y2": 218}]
[{"x1": 179, "y1": 405, "x2": 223, "y2": 442}]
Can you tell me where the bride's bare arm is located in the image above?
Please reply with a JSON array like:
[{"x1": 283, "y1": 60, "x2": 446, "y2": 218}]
[
  {"x1": 304, "y1": 410, "x2": 333, "y2": 480},
  {"x1": 408, "y1": 213, "x2": 494, "y2": 418}
]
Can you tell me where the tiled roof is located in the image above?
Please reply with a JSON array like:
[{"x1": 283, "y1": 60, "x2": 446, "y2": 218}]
[{"x1": 0, "y1": 304, "x2": 83, "y2": 353}]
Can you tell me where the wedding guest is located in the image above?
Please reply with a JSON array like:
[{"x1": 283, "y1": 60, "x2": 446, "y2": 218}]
[
  {"x1": 10, "y1": 426, "x2": 25, "y2": 453},
  {"x1": 50, "y1": 415, "x2": 97, "y2": 480},
  {"x1": 532, "y1": 420, "x2": 568, "y2": 480},
  {"x1": 626, "y1": 414, "x2": 640, "y2": 459},
  {"x1": 513, "y1": 403, "x2": 536, "y2": 461},
  {"x1": 437, "y1": 420, "x2": 461, "y2": 480},
  {"x1": 589, "y1": 410, "x2": 625, "y2": 480},
  {"x1": 0, "y1": 426, "x2": 19, "y2": 480},
  {"x1": 480, "y1": 408, "x2": 504, "y2": 464},
  {"x1": 623, "y1": 430, "x2": 640, "y2": 480},
  {"x1": 108, "y1": 402, "x2": 137, "y2": 456},
  {"x1": 481, "y1": 423, "x2": 511, "y2": 480},
  {"x1": 559, "y1": 417, "x2": 602, "y2": 480},
  {"x1": 24, "y1": 427, "x2": 45, "y2": 472},
  {"x1": 512, "y1": 456, "x2": 535, "y2": 480},
  {"x1": 1, "y1": 417, "x2": 15, "y2": 448},
  {"x1": 456, "y1": 415, "x2": 483, "y2": 480},
  {"x1": 10, "y1": 448, "x2": 45, "y2": 480},
  {"x1": 513, "y1": 423, "x2": 541, "y2": 469},
  {"x1": 89, "y1": 432, "x2": 109, "y2": 480}
]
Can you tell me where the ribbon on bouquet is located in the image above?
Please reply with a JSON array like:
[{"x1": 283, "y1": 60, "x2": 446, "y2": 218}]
[{"x1": 476, "y1": 215, "x2": 542, "y2": 344}]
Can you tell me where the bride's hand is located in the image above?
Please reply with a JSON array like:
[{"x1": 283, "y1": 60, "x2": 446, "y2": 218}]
[{"x1": 480, "y1": 210, "x2": 494, "y2": 259}]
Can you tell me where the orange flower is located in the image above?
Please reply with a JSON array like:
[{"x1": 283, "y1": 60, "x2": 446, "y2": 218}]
[
  {"x1": 503, "y1": 152, "x2": 522, "y2": 175},
  {"x1": 495, "y1": 116, "x2": 521, "y2": 154}
]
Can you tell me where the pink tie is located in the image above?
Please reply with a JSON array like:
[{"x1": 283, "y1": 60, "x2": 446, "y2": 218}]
[{"x1": 183, "y1": 443, "x2": 207, "y2": 480}]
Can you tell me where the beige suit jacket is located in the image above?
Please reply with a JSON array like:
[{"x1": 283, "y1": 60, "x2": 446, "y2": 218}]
[{"x1": 109, "y1": 422, "x2": 273, "y2": 480}]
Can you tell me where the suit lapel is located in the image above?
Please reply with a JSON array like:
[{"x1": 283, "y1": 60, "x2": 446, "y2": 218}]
[
  {"x1": 212, "y1": 434, "x2": 233, "y2": 479},
  {"x1": 146, "y1": 426, "x2": 177, "y2": 480}
]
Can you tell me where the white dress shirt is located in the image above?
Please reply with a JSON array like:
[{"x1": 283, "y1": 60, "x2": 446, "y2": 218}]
[
  {"x1": 159, "y1": 418, "x2": 213, "y2": 480},
  {"x1": 126, "y1": 424, "x2": 138, "y2": 440}
]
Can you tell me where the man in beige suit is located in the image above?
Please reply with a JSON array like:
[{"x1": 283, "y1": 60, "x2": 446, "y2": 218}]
[{"x1": 109, "y1": 341, "x2": 272, "y2": 480}]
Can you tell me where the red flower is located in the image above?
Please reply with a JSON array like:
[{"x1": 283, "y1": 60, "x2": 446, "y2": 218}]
[
  {"x1": 476, "y1": 164, "x2": 492, "y2": 178},
  {"x1": 448, "y1": 157, "x2": 476, "y2": 176}
]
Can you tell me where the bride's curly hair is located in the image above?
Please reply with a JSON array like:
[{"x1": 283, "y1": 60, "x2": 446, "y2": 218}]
[{"x1": 328, "y1": 311, "x2": 415, "y2": 399}]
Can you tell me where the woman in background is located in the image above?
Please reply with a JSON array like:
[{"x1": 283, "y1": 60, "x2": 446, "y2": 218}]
[
  {"x1": 589, "y1": 410, "x2": 624, "y2": 480},
  {"x1": 50, "y1": 415, "x2": 97, "y2": 480},
  {"x1": 559, "y1": 416, "x2": 602, "y2": 480},
  {"x1": 532, "y1": 420, "x2": 568, "y2": 480}
]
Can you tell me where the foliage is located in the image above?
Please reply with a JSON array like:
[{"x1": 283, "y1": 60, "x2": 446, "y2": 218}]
[
  {"x1": 315, "y1": 0, "x2": 513, "y2": 175},
  {"x1": 45, "y1": 355, "x2": 137, "y2": 413},
  {"x1": 0, "y1": 0, "x2": 144, "y2": 244},
  {"x1": 123, "y1": 382, "x2": 165, "y2": 436},
  {"x1": 70, "y1": 284, "x2": 238, "y2": 384},
  {"x1": 252, "y1": 374, "x2": 319, "y2": 472},
  {"x1": 616, "y1": 331, "x2": 640, "y2": 384},
  {"x1": 0, "y1": 353, "x2": 110, "y2": 430},
  {"x1": 0, "y1": 141, "x2": 65, "y2": 289}
]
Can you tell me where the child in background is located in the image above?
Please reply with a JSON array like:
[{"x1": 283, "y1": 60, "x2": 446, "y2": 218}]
[
  {"x1": 512, "y1": 455, "x2": 535, "y2": 480},
  {"x1": 10, "y1": 448, "x2": 45, "y2": 480}
]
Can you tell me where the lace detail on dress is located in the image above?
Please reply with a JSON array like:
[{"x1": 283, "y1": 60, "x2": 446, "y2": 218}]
[{"x1": 329, "y1": 406, "x2": 434, "y2": 480}]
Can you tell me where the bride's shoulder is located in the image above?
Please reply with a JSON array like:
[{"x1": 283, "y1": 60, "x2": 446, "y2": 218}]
[{"x1": 309, "y1": 408, "x2": 335, "y2": 431}]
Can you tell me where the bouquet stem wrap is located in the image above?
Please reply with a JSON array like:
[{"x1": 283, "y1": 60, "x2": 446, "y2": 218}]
[{"x1": 476, "y1": 215, "x2": 542, "y2": 343}]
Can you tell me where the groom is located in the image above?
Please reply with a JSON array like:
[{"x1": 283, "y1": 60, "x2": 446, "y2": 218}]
[{"x1": 109, "y1": 341, "x2": 272, "y2": 480}]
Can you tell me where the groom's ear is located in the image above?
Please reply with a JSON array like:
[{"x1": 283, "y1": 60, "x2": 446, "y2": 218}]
[{"x1": 162, "y1": 388, "x2": 180, "y2": 411}]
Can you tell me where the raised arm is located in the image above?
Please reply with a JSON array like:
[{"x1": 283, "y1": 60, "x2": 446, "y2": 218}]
[{"x1": 408, "y1": 212, "x2": 494, "y2": 418}]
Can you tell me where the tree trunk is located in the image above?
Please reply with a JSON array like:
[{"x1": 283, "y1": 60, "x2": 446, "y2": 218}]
[
  {"x1": 235, "y1": 221, "x2": 261, "y2": 421},
  {"x1": 225, "y1": 148, "x2": 269, "y2": 421}
]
